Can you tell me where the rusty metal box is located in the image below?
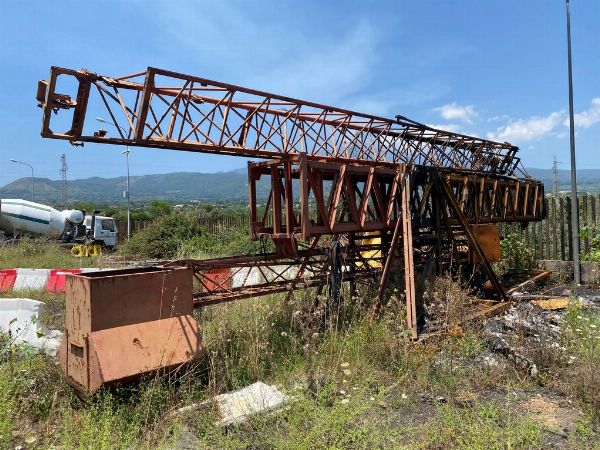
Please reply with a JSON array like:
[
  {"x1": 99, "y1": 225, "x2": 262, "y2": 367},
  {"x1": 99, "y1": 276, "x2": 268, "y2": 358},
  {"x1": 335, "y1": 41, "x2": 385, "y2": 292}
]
[
  {"x1": 470, "y1": 224, "x2": 501, "y2": 263},
  {"x1": 59, "y1": 266, "x2": 203, "y2": 395}
]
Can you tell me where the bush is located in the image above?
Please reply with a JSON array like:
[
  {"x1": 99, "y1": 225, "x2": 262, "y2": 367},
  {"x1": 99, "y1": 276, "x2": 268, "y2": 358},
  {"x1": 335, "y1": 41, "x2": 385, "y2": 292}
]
[
  {"x1": 120, "y1": 213, "x2": 205, "y2": 259},
  {"x1": 581, "y1": 226, "x2": 600, "y2": 262},
  {"x1": 497, "y1": 228, "x2": 534, "y2": 272},
  {"x1": 120, "y1": 213, "x2": 265, "y2": 259}
]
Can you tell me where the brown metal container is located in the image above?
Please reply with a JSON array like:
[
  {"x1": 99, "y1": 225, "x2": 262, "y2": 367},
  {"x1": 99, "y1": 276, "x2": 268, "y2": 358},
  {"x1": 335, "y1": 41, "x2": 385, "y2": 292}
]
[
  {"x1": 58, "y1": 266, "x2": 203, "y2": 395},
  {"x1": 470, "y1": 224, "x2": 501, "y2": 263}
]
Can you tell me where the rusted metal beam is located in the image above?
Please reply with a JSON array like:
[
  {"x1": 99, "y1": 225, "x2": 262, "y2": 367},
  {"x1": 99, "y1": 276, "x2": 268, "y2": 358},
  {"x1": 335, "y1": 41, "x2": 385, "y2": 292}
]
[
  {"x1": 38, "y1": 66, "x2": 526, "y2": 176},
  {"x1": 249, "y1": 157, "x2": 544, "y2": 244},
  {"x1": 434, "y1": 171, "x2": 507, "y2": 301}
]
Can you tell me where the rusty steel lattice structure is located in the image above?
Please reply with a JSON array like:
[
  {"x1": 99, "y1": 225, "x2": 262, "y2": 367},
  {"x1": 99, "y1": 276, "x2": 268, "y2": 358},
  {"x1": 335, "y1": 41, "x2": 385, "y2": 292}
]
[
  {"x1": 38, "y1": 66, "x2": 545, "y2": 342},
  {"x1": 38, "y1": 66, "x2": 526, "y2": 176}
]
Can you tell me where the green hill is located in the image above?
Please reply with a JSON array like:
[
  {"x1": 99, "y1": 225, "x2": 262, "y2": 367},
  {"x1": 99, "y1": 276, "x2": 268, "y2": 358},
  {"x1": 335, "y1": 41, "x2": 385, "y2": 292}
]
[
  {"x1": 3, "y1": 167, "x2": 600, "y2": 206},
  {"x1": 0, "y1": 168, "x2": 269, "y2": 205}
]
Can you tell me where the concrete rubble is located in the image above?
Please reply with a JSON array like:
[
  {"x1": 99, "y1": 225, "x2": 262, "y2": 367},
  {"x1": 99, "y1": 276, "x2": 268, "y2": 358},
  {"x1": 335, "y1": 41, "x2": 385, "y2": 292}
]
[
  {"x1": 213, "y1": 381, "x2": 286, "y2": 426},
  {"x1": 0, "y1": 298, "x2": 62, "y2": 357},
  {"x1": 481, "y1": 291, "x2": 600, "y2": 376},
  {"x1": 172, "y1": 381, "x2": 287, "y2": 427}
]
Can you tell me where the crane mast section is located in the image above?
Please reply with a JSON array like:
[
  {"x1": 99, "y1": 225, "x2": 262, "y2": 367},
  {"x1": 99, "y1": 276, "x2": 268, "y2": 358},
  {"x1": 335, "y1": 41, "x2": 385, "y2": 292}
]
[{"x1": 38, "y1": 66, "x2": 524, "y2": 176}]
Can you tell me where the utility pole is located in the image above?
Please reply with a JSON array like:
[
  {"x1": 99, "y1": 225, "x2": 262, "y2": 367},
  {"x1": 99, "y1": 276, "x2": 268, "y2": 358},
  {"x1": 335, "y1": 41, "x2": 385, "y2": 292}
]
[
  {"x1": 60, "y1": 153, "x2": 68, "y2": 208},
  {"x1": 96, "y1": 117, "x2": 132, "y2": 240},
  {"x1": 10, "y1": 159, "x2": 34, "y2": 202},
  {"x1": 552, "y1": 156, "x2": 558, "y2": 197},
  {"x1": 566, "y1": 0, "x2": 580, "y2": 284},
  {"x1": 122, "y1": 147, "x2": 131, "y2": 240}
]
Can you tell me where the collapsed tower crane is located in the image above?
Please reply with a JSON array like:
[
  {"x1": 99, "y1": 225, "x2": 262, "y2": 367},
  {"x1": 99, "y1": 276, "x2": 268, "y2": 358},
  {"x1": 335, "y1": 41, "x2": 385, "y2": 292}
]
[{"x1": 37, "y1": 66, "x2": 545, "y2": 394}]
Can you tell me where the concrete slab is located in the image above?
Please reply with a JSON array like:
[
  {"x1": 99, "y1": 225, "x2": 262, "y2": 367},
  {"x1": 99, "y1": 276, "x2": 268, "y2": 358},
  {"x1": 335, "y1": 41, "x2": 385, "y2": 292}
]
[
  {"x1": 214, "y1": 381, "x2": 286, "y2": 426},
  {"x1": 0, "y1": 297, "x2": 62, "y2": 356}
]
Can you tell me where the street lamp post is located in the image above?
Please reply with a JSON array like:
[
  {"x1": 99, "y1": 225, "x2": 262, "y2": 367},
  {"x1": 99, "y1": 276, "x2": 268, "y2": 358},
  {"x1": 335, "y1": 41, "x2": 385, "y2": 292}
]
[
  {"x1": 10, "y1": 159, "x2": 34, "y2": 201},
  {"x1": 566, "y1": 0, "x2": 581, "y2": 285},
  {"x1": 122, "y1": 148, "x2": 131, "y2": 240},
  {"x1": 96, "y1": 118, "x2": 132, "y2": 240}
]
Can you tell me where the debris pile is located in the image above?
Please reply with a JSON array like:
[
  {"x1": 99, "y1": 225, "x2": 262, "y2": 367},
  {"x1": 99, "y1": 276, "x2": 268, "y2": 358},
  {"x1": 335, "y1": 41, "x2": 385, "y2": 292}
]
[
  {"x1": 482, "y1": 291, "x2": 600, "y2": 376},
  {"x1": 172, "y1": 381, "x2": 287, "y2": 427}
]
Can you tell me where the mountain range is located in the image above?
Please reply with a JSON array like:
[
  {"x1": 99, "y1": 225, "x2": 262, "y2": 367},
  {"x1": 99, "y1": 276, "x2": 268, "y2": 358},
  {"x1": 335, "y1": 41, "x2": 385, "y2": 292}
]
[{"x1": 1, "y1": 167, "x2": 599, "y2": 206}]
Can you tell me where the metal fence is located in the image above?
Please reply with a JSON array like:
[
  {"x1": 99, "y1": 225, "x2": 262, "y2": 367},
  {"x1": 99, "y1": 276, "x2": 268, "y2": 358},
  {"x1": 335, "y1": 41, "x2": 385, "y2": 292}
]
[{"x1": 508, "y1": 195, "x2": 600, "y2": 261}]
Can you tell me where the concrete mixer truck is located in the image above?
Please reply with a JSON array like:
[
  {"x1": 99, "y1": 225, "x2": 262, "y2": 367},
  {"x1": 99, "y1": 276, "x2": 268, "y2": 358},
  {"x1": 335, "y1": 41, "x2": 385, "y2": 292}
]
[{"x1": 0, "y1": 199, "x2": 117, "y2": 249}]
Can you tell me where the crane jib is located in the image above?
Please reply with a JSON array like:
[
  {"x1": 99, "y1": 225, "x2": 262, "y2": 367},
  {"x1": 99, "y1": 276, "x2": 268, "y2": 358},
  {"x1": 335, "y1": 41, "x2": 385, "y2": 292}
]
[{"x1": 37, "y1": 66, "x2": 526, "y2": 178}]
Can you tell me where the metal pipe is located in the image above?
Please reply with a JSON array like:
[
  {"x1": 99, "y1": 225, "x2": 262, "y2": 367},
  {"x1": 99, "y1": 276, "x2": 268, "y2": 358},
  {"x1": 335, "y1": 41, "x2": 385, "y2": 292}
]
[{"x1": 566, "y1": 0, "x2": 581, "y2": 284}]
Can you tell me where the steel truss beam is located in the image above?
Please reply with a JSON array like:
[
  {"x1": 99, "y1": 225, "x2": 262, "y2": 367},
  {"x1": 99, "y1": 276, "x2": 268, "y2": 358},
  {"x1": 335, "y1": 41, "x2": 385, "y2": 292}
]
[
  {"x1": 39, "y1": 66, "x2": 525, "y2": 176},
  {"x1": 248, "y1": 156, "x2": 545, "y2": 250},
  {"x1": 171, "y1": 239, "x2": 384, "y2": 307}
]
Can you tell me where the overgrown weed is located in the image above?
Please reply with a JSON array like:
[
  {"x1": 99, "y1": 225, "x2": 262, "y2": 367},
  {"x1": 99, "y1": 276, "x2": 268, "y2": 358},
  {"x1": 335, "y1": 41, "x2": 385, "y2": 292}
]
[
  {"x1": 561, "y1": 303, "x2": 600, "y2": 420},
  {"x1": 0, "y1": 236, "x2": 97, "y2": 269}
]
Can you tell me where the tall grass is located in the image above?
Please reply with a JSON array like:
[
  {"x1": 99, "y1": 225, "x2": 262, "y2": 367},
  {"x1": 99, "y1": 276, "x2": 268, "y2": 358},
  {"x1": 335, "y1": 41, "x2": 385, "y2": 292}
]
[
  {"x1": 2, "y1": 236, "x2": 600, "y2": 447},
  {"x1": 0, "y1": 237, "x2": 98, "y2": 269}
]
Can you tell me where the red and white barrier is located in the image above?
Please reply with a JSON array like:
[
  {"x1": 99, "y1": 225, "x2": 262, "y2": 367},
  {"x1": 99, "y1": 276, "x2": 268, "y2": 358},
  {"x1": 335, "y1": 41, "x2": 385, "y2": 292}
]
[
  {"x1": 1, "y1": 264, "x2": 304, "y2": 293},
  {"x1": 0, "y1": 269, "x2": 17, "y2": 291},
  {"x1": 0, "y1": 268, "x2": 114, "y2": 293},
  {"x1": 46, "y1": 269, "x2": 82, "y2": 293},
  {"x1": 14, "y1": 269, "x2": 50, "y2": 290}
]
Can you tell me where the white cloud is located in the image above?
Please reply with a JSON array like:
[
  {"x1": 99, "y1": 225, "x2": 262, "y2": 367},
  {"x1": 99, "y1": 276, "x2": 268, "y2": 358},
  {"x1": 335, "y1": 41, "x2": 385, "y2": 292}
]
[
  {"x1": 564, "y1": 97, "x2": 600, "y2": 129},
  {"x1": 487, "y1": 114, "x2": 510, "y2": 122},
  {"x1": 427, "y1": 123, "x2": 462, "y2": 133},
  {"x1": 344, "y1": 81, "x2": 451, "y2": 117},
  {"x1": 434, "y1": 103, "x2": 477, "y2": 124},
  {"x1": 487, "y1": 112, "x2": 563, "y2": 143},
  {"x1": 554, "y1": 130, "x2": 568, "y2": 139},
  {"x1": 127, "y1": 0, "x2": 381, "y2": 105},
  {"x1": 257, "y1": 20, "x2": 377, "y2": 101}
]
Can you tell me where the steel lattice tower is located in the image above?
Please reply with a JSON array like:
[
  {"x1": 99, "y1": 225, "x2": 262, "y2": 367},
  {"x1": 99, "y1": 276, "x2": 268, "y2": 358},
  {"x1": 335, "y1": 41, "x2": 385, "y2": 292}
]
[
  {"x1": 552, "y1": 155, "x2": 560, "y2": 198},
  {"x1": 60, "y1": 153, "x2": 68, "y2": 208}
]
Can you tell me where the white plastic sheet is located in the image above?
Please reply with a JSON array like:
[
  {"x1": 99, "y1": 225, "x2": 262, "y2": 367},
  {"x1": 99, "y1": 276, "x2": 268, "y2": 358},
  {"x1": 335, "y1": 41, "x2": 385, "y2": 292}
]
[{"x1": 0, "y1": 298, "x2": 62, "y2": 357}]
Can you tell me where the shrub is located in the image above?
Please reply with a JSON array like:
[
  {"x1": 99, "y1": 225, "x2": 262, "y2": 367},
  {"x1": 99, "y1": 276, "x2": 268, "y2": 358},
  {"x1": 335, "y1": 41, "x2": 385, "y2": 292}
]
[
  {"x1": 497, "y1": 228, "x2": 534, "y2": 272},
  {"x1": 581, "y1": 226, "x2": 600, "y2": 262},
  {"x1": 120, "y1": 213, "x2": 205, "y2": 259},
  {"x1": 120, "y1": 212, "x2": 265, "y2": 259}
]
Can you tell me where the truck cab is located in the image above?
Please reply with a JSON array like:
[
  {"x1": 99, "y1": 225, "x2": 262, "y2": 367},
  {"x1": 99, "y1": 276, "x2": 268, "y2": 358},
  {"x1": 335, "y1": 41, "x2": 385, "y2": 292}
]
[{"x1": 84, "y1": 214, "x2": 118, "y2": 249}]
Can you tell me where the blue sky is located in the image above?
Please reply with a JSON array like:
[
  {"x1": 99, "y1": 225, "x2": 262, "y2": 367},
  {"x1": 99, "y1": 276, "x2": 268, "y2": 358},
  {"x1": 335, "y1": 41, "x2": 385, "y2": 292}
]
[{"x1": 1, "y1": 0, "x2": 599, "y2": 187}]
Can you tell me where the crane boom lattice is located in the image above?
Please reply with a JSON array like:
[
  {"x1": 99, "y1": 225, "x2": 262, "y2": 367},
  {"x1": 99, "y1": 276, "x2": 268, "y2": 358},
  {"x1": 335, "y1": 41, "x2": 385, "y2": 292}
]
[{"x1": 39, "y1": 67, "x2": 525, "y2": 176}]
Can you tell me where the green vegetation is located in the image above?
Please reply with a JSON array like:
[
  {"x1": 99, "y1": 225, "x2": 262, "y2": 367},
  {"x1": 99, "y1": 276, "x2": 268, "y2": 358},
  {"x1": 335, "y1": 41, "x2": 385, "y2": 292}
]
[
  {"x1": 496, "y1": 227, "x2": 535, "y2": 273},
  {"x1": 1, "y1": 228, "x2": 599, "y2": 448},
  {"x1": 0, "y1": 236, "x2": 98, "y2": 270},
  {"x1": 119, "y1": 211, "x2": 264, "y2": 259},
  {"x1": 581, "y1": 226, "x2": 600, "y2": 262}
]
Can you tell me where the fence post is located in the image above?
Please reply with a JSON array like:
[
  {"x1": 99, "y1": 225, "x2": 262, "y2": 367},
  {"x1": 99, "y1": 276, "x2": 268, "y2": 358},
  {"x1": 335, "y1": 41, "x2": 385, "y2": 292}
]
[
  {"x1": 566, "y1": 196, "x2": 573, "y2": 261},
  {"x1": 582, "y1": 195, "x2": 589, "y2": 254},
  {"x1": 544, "y1": 204, "x2": 550, "y2": 259},
  {"x1": 592, "y1": 195, "x2": 598, "y2": 243},
  {"x1": 537, "y1": 222, "x2": 544, "y2": 259},
  {"x1": 560, "y1": 197, "x2": 566, "y2": 261},
  {"x1": 552, "y1": 197, "x2": 558, "y2": 259}
]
